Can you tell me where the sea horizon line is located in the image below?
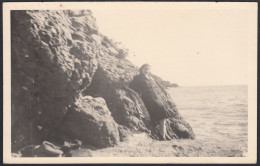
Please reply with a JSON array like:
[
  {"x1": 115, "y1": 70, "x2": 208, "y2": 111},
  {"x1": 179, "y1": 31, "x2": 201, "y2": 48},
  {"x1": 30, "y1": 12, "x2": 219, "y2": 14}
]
[{"x1": 172, "y1": 84, "x2": 248, "y2": 88}]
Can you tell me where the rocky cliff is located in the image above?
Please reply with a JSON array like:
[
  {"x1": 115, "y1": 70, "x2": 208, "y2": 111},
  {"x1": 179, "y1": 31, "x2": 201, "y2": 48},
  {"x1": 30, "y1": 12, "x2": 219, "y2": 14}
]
[
  {"x1": 152, "y1": 75, "x2": 180, "y2": 88},
  {"x1": 11, "y1": 10, "x2": 195, "y2": 152}
]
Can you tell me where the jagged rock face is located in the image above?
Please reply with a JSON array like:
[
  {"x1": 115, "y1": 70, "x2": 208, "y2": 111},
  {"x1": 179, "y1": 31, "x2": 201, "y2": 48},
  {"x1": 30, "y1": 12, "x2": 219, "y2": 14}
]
[
  {"x1": 11, "y1": 10, "x2": 195, "y2": 151},
  {"x1": 11, "y1": 10, "x2": 102, "y2": 150}
]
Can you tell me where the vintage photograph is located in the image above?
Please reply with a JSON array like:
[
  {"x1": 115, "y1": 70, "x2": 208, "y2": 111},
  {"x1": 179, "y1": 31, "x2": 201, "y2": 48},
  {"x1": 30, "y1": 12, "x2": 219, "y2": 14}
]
[{"x1": 3, "y1": 2, "x2": 257, "y2": 164}]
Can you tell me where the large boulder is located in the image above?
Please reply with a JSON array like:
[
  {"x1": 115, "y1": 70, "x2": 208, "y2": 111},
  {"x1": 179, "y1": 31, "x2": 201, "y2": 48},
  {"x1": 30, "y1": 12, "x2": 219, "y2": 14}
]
[{"x1": 60, "y1": 95, "x2": 119, "y2": 148}]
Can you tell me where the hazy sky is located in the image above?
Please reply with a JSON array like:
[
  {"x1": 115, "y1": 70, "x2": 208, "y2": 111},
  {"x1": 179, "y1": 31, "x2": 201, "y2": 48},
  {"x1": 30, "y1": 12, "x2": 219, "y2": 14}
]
[{"x1": 88, "y1": 3, "x2": 256, "y2": 86}]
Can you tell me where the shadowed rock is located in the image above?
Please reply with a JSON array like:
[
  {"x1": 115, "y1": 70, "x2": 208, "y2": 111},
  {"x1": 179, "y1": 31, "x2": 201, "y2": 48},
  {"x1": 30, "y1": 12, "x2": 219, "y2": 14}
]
[
  {"x1": 11, "y1": 10, "x2": 195, "y2": 152},
  {"x1": 11, "y1": 10, "x2": 99, "y2": 150},
  {"x1": 60, "y1": 95, "x2": 120, "y2": 148},
  {"x1": 85, "y1": 53, "x2": 195, "y2": 140}
]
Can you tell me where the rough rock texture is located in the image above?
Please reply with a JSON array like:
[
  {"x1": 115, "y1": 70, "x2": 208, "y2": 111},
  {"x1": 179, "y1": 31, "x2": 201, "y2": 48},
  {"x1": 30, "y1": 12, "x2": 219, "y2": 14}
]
[
  {"x1": 84, "y1": 55, "x2": 150, "y2": 131},
  {"x1": 85, "y1": 54, "x2": 195, "y2": 140},
  {"x1": 11, "y1": 10, "x2": 110, "y2": 151},
  {"x1": 11, "y1": 10, "x2": 195, "y2": 152},
  {"x1": 60, "y1": 95, "x2": 119, "y2": 148}
]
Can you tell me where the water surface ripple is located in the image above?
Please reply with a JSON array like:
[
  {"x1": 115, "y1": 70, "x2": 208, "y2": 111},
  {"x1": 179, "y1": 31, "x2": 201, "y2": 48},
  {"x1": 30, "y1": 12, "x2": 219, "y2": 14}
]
[{"x1": 169, "y1": 85, "x2": 248, "y2": 152}]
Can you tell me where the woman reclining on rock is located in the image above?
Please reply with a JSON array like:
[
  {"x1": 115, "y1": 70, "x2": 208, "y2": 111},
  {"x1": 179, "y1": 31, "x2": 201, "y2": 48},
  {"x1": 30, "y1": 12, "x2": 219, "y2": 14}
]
[{"x1": 129, "y1": 64, "x2": 175, "y2": 140}]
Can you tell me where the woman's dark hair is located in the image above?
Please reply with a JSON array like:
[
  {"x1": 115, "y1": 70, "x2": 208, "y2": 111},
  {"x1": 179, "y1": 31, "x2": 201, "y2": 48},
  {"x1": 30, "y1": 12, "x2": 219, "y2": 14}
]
[{"x1": 139, "y1": 63, "x2": 150, "y2": 74}]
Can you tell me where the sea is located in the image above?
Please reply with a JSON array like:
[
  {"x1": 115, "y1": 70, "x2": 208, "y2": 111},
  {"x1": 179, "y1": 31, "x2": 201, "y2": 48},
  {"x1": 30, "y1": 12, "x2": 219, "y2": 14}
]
[{"x1": 168, "y1": 85, "x2": 248, "y2": 153}]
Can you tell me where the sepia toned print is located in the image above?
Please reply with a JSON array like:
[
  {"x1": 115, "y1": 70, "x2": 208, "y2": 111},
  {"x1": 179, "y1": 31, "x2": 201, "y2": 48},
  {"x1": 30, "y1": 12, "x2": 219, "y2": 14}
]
[{"x1": 3, "y1": 2, "x2": 257, "y2": 164}]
